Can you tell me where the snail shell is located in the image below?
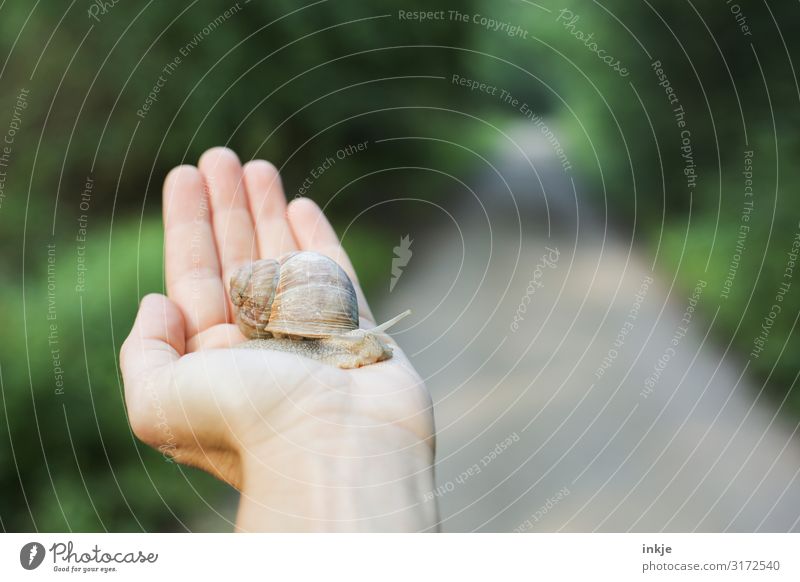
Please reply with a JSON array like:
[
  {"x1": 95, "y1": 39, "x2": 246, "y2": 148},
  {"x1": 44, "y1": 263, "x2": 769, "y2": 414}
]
[{"x1": 230, "y1": 251, "x2": 359, "y2": 339}]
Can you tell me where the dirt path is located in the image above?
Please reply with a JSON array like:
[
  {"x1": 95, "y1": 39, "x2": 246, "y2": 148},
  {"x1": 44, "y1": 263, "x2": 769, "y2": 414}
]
[{"x1": 379, "y1": 124, "x2": 800, "y2": 532}]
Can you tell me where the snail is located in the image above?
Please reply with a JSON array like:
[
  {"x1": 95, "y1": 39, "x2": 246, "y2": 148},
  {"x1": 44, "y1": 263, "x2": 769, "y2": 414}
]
[{"x1": 229, "y1": 251, "x2": 410, "y2": 369}]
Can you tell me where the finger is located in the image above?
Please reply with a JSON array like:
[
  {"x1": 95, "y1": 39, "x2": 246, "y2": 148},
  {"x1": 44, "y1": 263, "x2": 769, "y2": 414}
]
[
  {"x1": 185, "y1": 323, "x2": 245, "y2": 353},
  {"x1": 121, "y1": 294, "x2": 185, "y2": 376},
  {"x1": 242, "y1": 160, "x2": 298, "y2": 258},
  {"x1": 198, "y1": 147, "x2": 259, "y2": 315},
  {"x1": 163, "y1": 165, "x2": 227, "y2": 337},
  {"x1": 287, "y1": 197, "x2": 359, "y2": 281},
  {"x1": 287, "y1": 197, "x2": 374, "y2": 322},
  {"x1": 120, "y1": 294, "x2": 183, "y2": 440},
  {"x1": 120, "y1": 297, "x2": 239, "y2": 485}
]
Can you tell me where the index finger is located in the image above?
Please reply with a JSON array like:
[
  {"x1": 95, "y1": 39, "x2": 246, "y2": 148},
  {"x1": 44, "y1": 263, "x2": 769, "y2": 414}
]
[{"x1": 163, "y1": 165, "x2": 228, "y2": 339}]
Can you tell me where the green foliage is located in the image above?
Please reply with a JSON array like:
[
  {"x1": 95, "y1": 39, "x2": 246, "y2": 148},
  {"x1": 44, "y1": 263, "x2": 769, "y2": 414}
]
[
  {"x1": 0, "y1": 0, "x2": 488, "y2": 243},
  {"x1": 530, "y1": 0, "x2": 800, "y2": 409},
  {"x1": 459, "y1": 1, "x2": 800, "y2": 414},
  {"x1": 659, "y1": 171, "x2": 800, "y2": 406},
  {"x1": 0, "y1": 217, "x2": 234, "y2": 531}
]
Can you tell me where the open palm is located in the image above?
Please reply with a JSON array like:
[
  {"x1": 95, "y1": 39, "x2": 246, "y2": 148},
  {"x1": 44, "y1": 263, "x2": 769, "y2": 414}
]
[{"x1": 120, "y1": 148, "x2": 434, "y2": 516}]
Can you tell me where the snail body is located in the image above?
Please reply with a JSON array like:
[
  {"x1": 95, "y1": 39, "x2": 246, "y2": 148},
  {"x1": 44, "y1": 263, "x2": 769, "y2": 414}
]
[
  {"x1": 240, "y1": 330, "x2": 392, "y2": 369},
  {"x1": 230, "y1": 251, "x2": 409, "y2": 369}
]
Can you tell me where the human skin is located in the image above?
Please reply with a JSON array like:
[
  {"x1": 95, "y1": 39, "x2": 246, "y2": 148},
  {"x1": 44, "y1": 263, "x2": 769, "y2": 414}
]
[{"x1": 119, "y1": 147, "x2": 438, "y2": 531}]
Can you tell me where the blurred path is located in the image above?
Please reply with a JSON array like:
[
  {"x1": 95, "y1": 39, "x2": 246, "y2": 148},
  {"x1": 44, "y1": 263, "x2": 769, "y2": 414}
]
[{"x1": 381, "y1": 123, "x2": 800, "y2": 532}]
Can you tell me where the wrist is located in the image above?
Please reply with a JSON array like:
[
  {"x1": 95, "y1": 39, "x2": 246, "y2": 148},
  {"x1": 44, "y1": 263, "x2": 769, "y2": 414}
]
[{"x1": 235, "y1": 424, "x2": 438, "y2": 532}]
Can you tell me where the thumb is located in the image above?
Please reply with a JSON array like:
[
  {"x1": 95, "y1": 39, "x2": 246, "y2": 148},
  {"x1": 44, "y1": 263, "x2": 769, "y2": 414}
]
[{"x1": 120, "y1": 294, "x2": 185, "y2": 428}]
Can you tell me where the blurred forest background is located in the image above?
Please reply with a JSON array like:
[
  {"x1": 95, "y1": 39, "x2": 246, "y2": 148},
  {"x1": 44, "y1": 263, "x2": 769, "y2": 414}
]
[{"x1": 0, "y1": 0, "x2": 798, "y2": 531}]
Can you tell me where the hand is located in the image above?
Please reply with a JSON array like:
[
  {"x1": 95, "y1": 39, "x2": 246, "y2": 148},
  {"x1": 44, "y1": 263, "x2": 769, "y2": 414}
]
[{"x1": 120, "y1": 148, "x2": 437, "y2": 531}]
